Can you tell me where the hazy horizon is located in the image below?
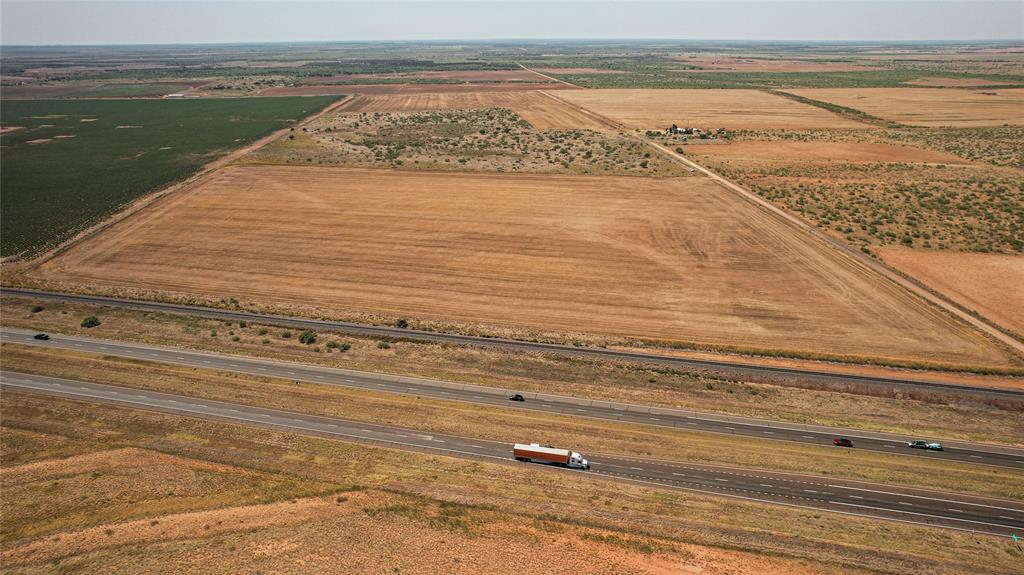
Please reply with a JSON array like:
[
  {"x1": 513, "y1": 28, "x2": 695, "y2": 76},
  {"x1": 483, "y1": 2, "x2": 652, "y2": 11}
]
[{"x1": 2, "y1": 1, "x2": 1021, "y2": 46}]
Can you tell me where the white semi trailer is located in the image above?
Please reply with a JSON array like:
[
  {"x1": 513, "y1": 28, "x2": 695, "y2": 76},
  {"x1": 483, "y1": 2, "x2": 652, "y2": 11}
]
[{"x1": 513, "y1": 443, "x2": 589, "y2": 470}]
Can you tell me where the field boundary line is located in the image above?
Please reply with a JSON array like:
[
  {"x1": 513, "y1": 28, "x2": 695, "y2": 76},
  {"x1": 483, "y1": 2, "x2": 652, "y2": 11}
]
[
  {"x1": 534, "y1": 90, "x2": 1024, "y2": 356},
  {"x1": 17, "y1": 95, "x2": 352, "y2": 271},
  {"x1": 517, "y1": 63, "x2": 579, "y2": 88}
]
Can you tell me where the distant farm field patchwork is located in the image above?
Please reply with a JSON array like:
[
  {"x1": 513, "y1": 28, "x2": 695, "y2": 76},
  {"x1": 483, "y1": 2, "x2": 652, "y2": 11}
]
[
  {"x1": 36, "y1": 165, "x2": 1017, "y2": 368},
  {"x1": 786, "y1": 88, "x2": 1024, "y2": 127},
  {"x1": 0, "y1": 97, "x2": 338, "y2": 257},
  {"x1": 556, "y1": 89, "x2": 871, "y2": 130}
]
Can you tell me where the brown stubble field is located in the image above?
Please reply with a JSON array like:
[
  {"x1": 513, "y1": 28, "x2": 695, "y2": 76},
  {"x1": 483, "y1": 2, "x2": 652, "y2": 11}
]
[
  {"x1": 556, "y1": 89, "x2": 872, "y2": 130},
  {"x1": 877, "y1": 247, "x2": 1024, "y2": 337},
  {"x1": 786, "y1": 88, "x2": 1024, "y2": 127},
  {"x1": 339, "y1": 91, "x2": 613, "y2": 130},
  {"x1": 31, "y1": 164, "x2": 1019, "y2": 368}
]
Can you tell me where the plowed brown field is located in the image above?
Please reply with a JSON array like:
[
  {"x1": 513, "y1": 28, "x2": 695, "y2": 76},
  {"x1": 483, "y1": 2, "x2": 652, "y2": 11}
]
[
  {"x1": 685, "y1": 140, "x2": 972, "y2": 165},
  {"x1": 35, "y1": 165, "x2": 1016, "y2": 367},
  {"x1": 340, "y1": 91, "x2": 611, "y2": 130},
  {"x1": 556, "y1": 89, "x2": 870, "y2": 130},
  {"x1": 878, "y1": 246, "x2": 1024, "y2": 337},
  {"x1": 787, "y1": 88, "x2": 1024, "y2": 127}
]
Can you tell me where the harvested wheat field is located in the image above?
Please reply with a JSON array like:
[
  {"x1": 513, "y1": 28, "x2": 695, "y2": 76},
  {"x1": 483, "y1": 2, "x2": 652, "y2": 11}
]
[
  {"x1": 340, "y1": 91, "x2": 611, "y2": 130},
  {"x1": 787, "y1": 88, "x2": 1024, "y2": 127},
  {"x1": 878, "y1": 246, "x2": 1024, "y2": 337},
  {"x1": 685, "y1": 140, "x2": 972, "y2": 165},
  {"x1": 35, "y1": 165, "x2": 1017, "y2": 367},
  {"x1": 260, "y1": 82, "x2": 577, "y2": 96},
  {"x1": 556, "y1": 89, "x2": 871, "y2": 130}
]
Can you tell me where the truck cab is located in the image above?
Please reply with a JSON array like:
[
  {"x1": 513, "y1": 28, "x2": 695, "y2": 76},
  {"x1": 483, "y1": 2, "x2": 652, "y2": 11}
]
[{"x1": 568, "y1": 452, "x2": 589, "y2": 470}]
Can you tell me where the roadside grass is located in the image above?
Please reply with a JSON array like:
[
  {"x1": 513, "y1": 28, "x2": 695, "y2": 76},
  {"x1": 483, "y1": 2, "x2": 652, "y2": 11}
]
[
  {"x1": 1, "y1": 392, "x2": 1019, "y2": 574},
  {"x1": 3, "y1": 344, "x2": 1022, "y2": 501},
  {"x1": 0, "y1": 96, "x2": 339, "y2": 258},
  {"x1": 3, "y1": 296, "x2": 1022, "y2": 447}
]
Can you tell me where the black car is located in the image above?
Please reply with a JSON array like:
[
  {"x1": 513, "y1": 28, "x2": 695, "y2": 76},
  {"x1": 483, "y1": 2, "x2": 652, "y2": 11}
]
[
  {"x1": 508, "y1": 394, "x2": 525, "y2": 402},
  {"x1": 33, "y1": 333, "x2": 50, "y2": 341},
  {"x1": 833, "y1": 437, "x2": 853, "y2": 447}
]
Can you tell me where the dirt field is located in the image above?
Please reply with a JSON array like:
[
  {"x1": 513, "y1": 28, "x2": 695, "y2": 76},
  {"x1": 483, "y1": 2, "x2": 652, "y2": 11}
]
[
  {"x1": 260, "y1": 83, "x2": 579, "y2": 96},
  {"x1": 787, "y1": 88, "x2": 1024, "y2": 127},
  {"x1": 339, "y1": 91, "x2": 611, "y2": 130},
  {"x1": 556, "y1": 89, "x2": 871, "y2": 130},
  {"x1": 33, "y1": 164, "x2": 1017, "y2": 367},
  {"x1": 878, "y1": 247, "x2": 1024, "y2": 337},
  {"x1": 685, "y1": 140, "x2": 972, "y2": 165}
]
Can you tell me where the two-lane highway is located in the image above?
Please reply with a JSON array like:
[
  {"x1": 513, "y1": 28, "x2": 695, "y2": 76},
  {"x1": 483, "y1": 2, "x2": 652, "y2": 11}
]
[
  {"x1": 3, "y1": 328, "x2": 1022, "y2": 469},
  {"x1": 3, "y1": 371, "x2": 1022, "y2": 537}
]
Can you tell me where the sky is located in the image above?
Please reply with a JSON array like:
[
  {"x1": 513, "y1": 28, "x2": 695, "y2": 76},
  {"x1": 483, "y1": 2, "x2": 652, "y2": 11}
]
[{"x1": 1, "y1": 1, "x2": 1021, "y2": 45}]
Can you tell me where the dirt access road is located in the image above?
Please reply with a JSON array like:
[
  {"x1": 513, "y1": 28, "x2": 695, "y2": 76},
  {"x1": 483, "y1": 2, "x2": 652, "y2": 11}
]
[{"x1": 536, "y1": 89, "x2": 1024, "y2": 357}]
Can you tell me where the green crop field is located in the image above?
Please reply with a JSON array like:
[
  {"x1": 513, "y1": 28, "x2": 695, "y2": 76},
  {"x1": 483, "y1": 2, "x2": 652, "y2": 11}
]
[{"x1": 0, "y1": 96, "x2": 339, "y2": 258}]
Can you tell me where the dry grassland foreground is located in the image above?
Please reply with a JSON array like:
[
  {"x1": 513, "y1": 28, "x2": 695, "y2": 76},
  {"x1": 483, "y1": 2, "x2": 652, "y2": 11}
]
[
  {"x1": 34, "y1": 164, "x2": 1020, "y2": 368},
  {"x1": 687, "y1": 137, "x2": 1024, "y2": 253},
  {"x1": 0, "y1": 430, "x2": 830, "y2": 575},
  {"x1": 556, "y1": 89, "x2": 872, "y2": 130},
  {"x1": 786, "y1": 88, "x2": 1024, "y2": 127},
  {"x1": 246, "y1": 106, "x2": 686, "y2": 176},
  {"x1": 3, "y1": 394, "x2": 1021, "y2": 575},
  {"x1": 878, "y1": 246, "x2": 1024, "y2": 337}
]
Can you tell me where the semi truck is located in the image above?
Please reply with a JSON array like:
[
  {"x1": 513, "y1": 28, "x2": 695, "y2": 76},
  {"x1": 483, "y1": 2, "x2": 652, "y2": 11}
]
[{"x1": 513, "y1": 443, "x2": 589, "y2": 470}]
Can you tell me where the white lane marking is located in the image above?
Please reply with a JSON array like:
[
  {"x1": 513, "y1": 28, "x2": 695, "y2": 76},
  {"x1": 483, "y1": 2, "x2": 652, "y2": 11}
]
[
  {"x1": 802, "y1": 435, "x2": 814, "y2": 439},
  {"x1": 827, "y1": 484, "x2": 1024, "y2": 512},
  {"x1": 848, "y1": 495, "x2": 863, "y2": 499},
  {"x1": 672, "y1": 473, "x2": 687, "y2": 477},
  {"x1": 949, "y1": 509, "x2": 963, "y2": 513},
  {"x1": 899, "y1": 502, "x2": 913, "y2": 506},
  {"x1": 763, "y1": 431, "x2": 774, "y2": 434},
  {"x1": 804, "y1": 490, "x2": 818, "y2": 494},
  {"x1": 829, "y1": 500, "x2": 1018, "y2": 530},
  {"x1": 970, "y1": 455, "x2": 982, "y2": 459},
  {"x1": 883, "y1": 445, "x2": 895, "y2": 449},
  {"x1": 759, "y1": 484, "x2": 773, "y2": 488},
  {"x1": 629, "y1": 467, "x2": 643, "y2": 471},
  {"x1": 714, "y1": 478, "x2": 728, "y2": 482}
]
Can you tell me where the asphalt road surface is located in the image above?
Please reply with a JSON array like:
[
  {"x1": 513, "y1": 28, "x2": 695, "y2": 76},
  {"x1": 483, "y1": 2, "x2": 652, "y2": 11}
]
[
  {"x1": 3, "y1": 371, "x2": 1022, "y2": 537},
  {"x1": 4, "y1": 328, "x2": 1022, "y2": 470},
  {"x1": 4, "y1": 287, "x2": 1019, "y2": 399}
]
